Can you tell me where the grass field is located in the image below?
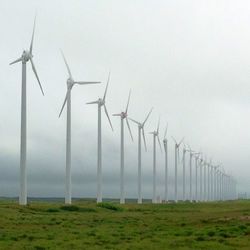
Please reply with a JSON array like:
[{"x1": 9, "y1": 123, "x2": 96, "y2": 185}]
[{"x1": 0, "y1": 199, "x2": 249, "y2": 250}]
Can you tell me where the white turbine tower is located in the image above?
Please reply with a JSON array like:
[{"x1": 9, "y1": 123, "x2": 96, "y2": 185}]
[
  {"x1": 87, "y1": 73, "x2": 113, "y2": 203},
  {"x1": 182, "y1": 145, "x2": 188, "y2": 201},
  {"x1": 10, "y1": 17, "x2": 44, "y2": 205},
  {"x1": 203, "y1": 156, "x2": 207, "y2": 202},
  {"x1": 59, "y1": 51, "x2": 100, "y2": 205},
  {"x1": 172, "y1": 137, "x2": 184, "y2": 203},
  {"x1": 163, "y1": 124, "x2": 168, "y2": 203},
  {"x1": 149, "y1": 117, "x2": 162, "y2": 204},
  {"x1": 199, "y1": 157, "x2": 203, "y2": 202},
  {"x1": 187, "y1": 146, "x2": 199, "y2": 202},
  {"x1": 194, "y1": 154, "x2": 200, "y2": 202},
  {"x1": 130, "y1": 108, "x2": 153, "y2": 204},
  {"x1": 113, "y1": 90, "x2": 133, "y2": 204}
]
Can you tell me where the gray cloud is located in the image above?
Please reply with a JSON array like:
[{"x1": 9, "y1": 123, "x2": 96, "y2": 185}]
[{"x1": 0, "y1": 0, "x2": 249, "y2": 199}]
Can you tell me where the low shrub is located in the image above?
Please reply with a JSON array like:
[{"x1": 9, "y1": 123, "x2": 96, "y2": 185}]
[
  {"x1": 60, "y1": 205, "x2": 79, "y2": 211},
  {"x1": 46, "y1": 208, "x2": 59, "y2": 213},
  {"x1": 97, "y1": 203, "x2": 123, "y2": 211}
]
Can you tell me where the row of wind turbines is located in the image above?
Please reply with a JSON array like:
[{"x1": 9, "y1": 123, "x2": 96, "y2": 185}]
[{"x1": 10, "y1": 18, "x2": 237, "y2": 205}]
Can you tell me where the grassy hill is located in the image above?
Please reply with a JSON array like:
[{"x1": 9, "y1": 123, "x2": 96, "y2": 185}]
[{"x1": 0, "y1": 200, "x2": 249, "y2": 249}]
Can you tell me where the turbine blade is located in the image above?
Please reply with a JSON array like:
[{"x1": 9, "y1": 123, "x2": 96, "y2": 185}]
[
  {"x1": 10, "y1": 57, "x2": 22, "y2": 65},
  {"x1": 157, "y1": 116, "x2": 160, "y2": 133},
  {"x1": 126, "y1": 118, "x2": 133, "y2": 141},
  {"x1": 30, "y1": 58, "x2": 44, "y2": 95},
  {"x1": 30, "y1": 16, "x2": 36, "y2": 54},
  {"x1": 157, "y1": 135, "x2": 162, "y2": 152},
  {"x1": 74, "y1": 81, "x2": 100, "y2": 85},
  {"x1": 104, "y1": 104, "x2": 113, "y2": 131},
  {"x1": 103, "y1": 71, "x2": 110, "y2": 101},
  {"x1": 59, "y1": 89, "x2": 70, "y2": 117},
  {"x1": 142, "y1": 128, "x2": 147, "y2": 151},
  {"x1": 125, "y1": 89, "x2": 131, "y2": 113},
  {"x1": 86, "y1": 100, "x2": 99, "y2": 105},
  {"x1": 60, "y1": 50, "x2": 72, "y2": 77},
  {"x1": 164, "y1": 123, "x2": 168, "y2": 139},
  {"x1": 178, "y1": 137, "x2": 185, "y2": 147},
  {"x1": 143, "y1": 107, "x2": 153, "y2": 125},
  {"x1": 129, "y1": 118, "x2": 140, "y2": 125}
]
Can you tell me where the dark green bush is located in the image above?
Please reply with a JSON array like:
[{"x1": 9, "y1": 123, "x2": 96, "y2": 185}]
[
  {"x1": 46, "y1": 208, "x2": 59, "y2": 213},
  {"x1": 60, "y1": 205, "x2": 79, "y2": 211},
  {"x1": 97, "y1": 203, "x2": 123, "y2": 211}
]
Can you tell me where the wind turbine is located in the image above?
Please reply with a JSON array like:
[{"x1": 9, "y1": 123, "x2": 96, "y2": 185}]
[
  {"x1": 149, "y1": 117, "x2": 162, "y2": 203},
  {"x1": 172, "y1": 137, "x2": 184, "y2": 203},
  {"x1": 59, "y1": 51, "x2": 100, "y2": 205},
  {"x1": 194, "y1": 153, "x2": 200, "y2": 202},
  {"x1": 129, "y1": 108, "x2": 153, "y2": 204},
  {"x1": 187, "y1": 145, "x2": 199, "y2": 202},
  {"x1": 203, "y1": 156, "x2": 207, "y2": 202},
  {"x1": 10, "y1": 17, "x2": 44, "y2": 205},
  {"x1": 86, "y1": 73, "x2": 113, "y2": 203},
  {"x1": 113, "y1": 90, "x2": 133, "y2": 204},
  {"x1": 163, "y1": 124, "x2": 168, "y2": 203},
  {"x1": 199, "y1": 156, "x2": 203, "y2": 202},
  {"x1": 182, "y1": 144, "x2": 188, "y2": 201},
  {"x1": 207, "y1": 159, "x2": 212, "y2": 201}
]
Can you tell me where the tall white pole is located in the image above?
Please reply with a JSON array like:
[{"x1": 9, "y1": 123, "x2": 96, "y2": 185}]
[
  {"x1": 175, "y1": 145, "x2": 178, "y2": 203},
  {"x1": 164, "y1": 140, "x2": 168, "y2": 202},
  {"x1": 200, "y1": 161, "x2": 202, "y2": 201},
  {"x1": 152, "y1": 135, "x2": 156, "y2": 203},
  {"x1": 189, "y1": 153, "x2": 192, "y2": 202},
  {"x1": 212, "y1": 166, "x2": 214, "y2": 201},
  {"x1": 120, "y1": 117, "x2": 125, "y2": 204},
  {"x1": 65, "y1": 90, "x2": 71, "y2": 204},
  {"x1": 207, "y1": 164, "x2": 210, "y2": 201},
  {"x1": 97, "y1": 104, "x2": 102, "y2": 203},
  {"x1": 195, "y1": 157, "x2": 198, "y2": 202},
  {"x1": 204, "y1": 163, "x2": 206, "y2": 201},
  {"x1": 138, "y1": 126, "x2": 142, "y2": 204},
  {"x1": 214, "y1": 168, "x2": 217, "y2": 201},
  {"x1": 182, "y1": 149, "x2": 186, "y2": 201},
  {"x1": 215, "y1": 168, "x2": 218, "y2": 200},
  {"x1": 20, "y1": 61, "x2": 27, "y2": 205}
]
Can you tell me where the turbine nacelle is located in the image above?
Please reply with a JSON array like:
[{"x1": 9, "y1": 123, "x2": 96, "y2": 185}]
[
  {"x1": 67, "y1": 78, "x2": 74, "y2": 88},
  {"x1": 22, "y1": 50, "x2": 32, "y2": 62},
  {"x1": 121, "y1": 111, "x2": 127, "y2": 119}
]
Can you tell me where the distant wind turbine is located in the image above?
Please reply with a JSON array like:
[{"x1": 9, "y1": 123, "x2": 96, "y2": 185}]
[
  {"x1": 199, "y1": 157, "x2": 204, "y2": 202},
  {"x1": 149, "y1": 117, "x2": 162, "y2": 203},
  {"x1": 130, "y1": 108, "x2": 153, "y2": 204},
  {"x1": 187, "y1": 145, "x2": 199, "y2": 202},
  {"x1": 113, "y1": 90, "x2": 133, "y2": 204},
  {"x1": 87, "y1": 73, "x2": 113, "y2": 203},
  {"x1": 182, "y1": 144, "x2": 188, "y2": 201},
  {"x1": 10, "y1": 17, "x2": 45, "y2": 205},
  {"x1": 59, "y1": 50, "x2": 100, "y2": 204},
  {"x1": 194, "y1": 154, "x2": 200, "y2": 202},
  {"x1": 203, "y1": 156, "x2": 207, "y2": 202},
  {"x1": 163, "y1": 124, "x2": 168, "y2": 203},
  {"x1": 172, "y1": 137, "x2": 184, "y2": 203}
]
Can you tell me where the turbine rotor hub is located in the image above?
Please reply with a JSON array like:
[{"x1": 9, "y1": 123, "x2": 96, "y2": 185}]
[
  {"x1": 67, "y1": 78, "x2": 74, "y2": 88},
  {"x1": 121, "y1": 112, "x2": 127, "y2": 119},
  {"x1": 22, "y1": 50, "x2": 31, "y2": 62}
]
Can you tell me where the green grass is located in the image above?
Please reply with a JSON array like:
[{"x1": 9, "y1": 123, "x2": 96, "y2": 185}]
[{"x1": 0, "y1": 200, "x2": 249, "y2": 249}]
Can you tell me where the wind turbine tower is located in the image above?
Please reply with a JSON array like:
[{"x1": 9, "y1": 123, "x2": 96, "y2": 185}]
[
  {"x1": 87, "y1": 73, "x2": 113, "y2": 203},
  {"x1": 130, "y1": 108, "x2": 153, "y2": 204},
  {"x1": 113, "y1": 90, "x2": 133, "y2": 204},
  {"x1": 10, "y1": 17, "x2": 45, "y2": 205}
]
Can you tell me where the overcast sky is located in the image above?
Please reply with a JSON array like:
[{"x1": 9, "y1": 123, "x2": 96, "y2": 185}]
[{"x1": 0, "y1": 0, "x2": 249, "y2": 199}]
